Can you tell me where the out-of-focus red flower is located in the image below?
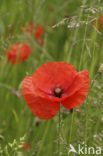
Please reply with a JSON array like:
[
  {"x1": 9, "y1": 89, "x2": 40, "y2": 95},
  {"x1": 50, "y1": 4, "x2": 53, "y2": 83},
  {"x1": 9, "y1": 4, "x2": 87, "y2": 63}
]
[
  {"x1": 22, "y1": 62, "x2": 89, "y2": 119},
  {"x1": 6, "y1": 43, "x2": 31, "y2": 65},
  {"x1": 22, "y1": 22, "x2": 44, "y2": 45},
  {"x1": 92, "y1": 15, "x2": 103, "y2": 30},
  {"x1": 35, "y1": 26, "x2": 44, "y2": 41},
  {"x1": 21, "y1": 22, "x2": 36, "y2": 35},
  {"x1": 21, "y1": 22, "x2": 44, "y2": 40},
  {"x1": 35, "y1": 26, "x2": 44, "y2": 46},
  {"x1": 22, "y1": 143, "x2": 30, "y2": 150}
]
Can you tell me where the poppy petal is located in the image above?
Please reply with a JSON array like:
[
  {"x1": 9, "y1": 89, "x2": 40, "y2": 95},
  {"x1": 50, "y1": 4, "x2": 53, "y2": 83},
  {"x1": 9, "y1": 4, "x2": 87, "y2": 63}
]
[
  {"x1": 61, "y1": 70, "x2": 89, "y2": 109},
  {"x1": 22, "y1": 77, "x2": 60, "y2": 119},
  {"x1": 32, "y1": 62, "x2": 77, "y2": 98}
]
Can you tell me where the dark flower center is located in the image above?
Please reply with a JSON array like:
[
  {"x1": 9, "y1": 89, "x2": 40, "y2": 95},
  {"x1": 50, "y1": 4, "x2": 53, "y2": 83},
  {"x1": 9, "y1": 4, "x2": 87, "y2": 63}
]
[{"x1": 53, "y1": 87, "x2": 63, "y2": 98}]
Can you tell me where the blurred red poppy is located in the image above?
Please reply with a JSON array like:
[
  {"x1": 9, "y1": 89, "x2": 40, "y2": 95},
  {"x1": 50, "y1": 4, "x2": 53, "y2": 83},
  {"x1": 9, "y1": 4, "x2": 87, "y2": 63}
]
[
  {"x1": 35, "y1": 26, "x2": 44, "y2": 46},
  {"x1": 35, "y1": 26, "x2": 44, "y2": 41},
  {"x1": 21, "y1": 22, "x2": 36, "y2": 35},
  {"x1": 21, "y1": 22, "x2": 44, "y2": 45},
  {"x1": 22, "y1": 62, "x2": 89, "y2": 119},
  {"x1": 22, "y1": 143, "x2": 30, "y2": 150},
  {"x1": 92, "y1": 15, "x2": 103, "y2": 30},
  {"x1": 6, "y1": 43, "x2": 31, "y2": 65}
]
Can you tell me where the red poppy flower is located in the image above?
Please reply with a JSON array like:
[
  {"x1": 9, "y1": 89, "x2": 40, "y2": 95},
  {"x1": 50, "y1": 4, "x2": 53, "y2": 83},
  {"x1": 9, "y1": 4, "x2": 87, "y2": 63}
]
[
  {"x1": 35, "y1": 26, "x2": 44, "y2": 41},
  {"x1": 22, "y1": 22, "x2": 44, "y2": 45},
  {"x1": 92, "y1": 15, "x2": 103, "y2": 30},
  {"x1": 21, "y1": 22, "x2": 36, "y2": 34},
  {"x1": 22, "y1": 143, "x2": 30, "y2": 150},
  {"x1": 21, "y1": 22, "x2": 44, "y2": 40},
  {"x1": 6, "y1": 43, "x2": 31, "y2": 65},
  {"x1": 22, "y1": 62, "x2": 89, "y2": 119}
]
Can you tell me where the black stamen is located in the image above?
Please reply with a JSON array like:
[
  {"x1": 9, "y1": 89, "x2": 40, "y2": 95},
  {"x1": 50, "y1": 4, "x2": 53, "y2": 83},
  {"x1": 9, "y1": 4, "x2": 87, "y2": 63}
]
[{"x1": 53, "y1": 88, "x2": 63, "y2": 98}]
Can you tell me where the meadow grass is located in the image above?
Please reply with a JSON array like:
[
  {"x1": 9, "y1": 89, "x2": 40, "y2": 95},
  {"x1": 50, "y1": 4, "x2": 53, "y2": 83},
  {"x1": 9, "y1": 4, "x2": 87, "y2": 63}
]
[{"x1": 0, "y1": 0, "x2": 103, "y2": 155}]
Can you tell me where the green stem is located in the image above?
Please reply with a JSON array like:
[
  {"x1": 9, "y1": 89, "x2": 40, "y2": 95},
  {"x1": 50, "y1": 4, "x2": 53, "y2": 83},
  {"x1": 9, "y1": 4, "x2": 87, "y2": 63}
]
[
  {"x1": 58, "y1": 103, "x2": 69, "y2": 156},
  {"x1": 68, "y1": 111, "x2": 74, "y2": 156},
  {"x1": 37, "y1": 120, "x2": 50, "y2": 156},
  {"x1": 58, "y1": 106, "x2": 61, "y2": 156},
  {"x1": 69, "y1": 112, "x2": 74, "y2": 142}
]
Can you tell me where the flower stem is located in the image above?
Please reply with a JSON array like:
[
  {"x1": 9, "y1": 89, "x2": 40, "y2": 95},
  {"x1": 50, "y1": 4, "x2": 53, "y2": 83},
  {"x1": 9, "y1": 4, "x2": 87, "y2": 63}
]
[
  {"x1": 37, "y1": 120, "x2": 50, "y2": 156},
  {"x1": 58, "y1": 105, "x2": 61, "y2": 156}
]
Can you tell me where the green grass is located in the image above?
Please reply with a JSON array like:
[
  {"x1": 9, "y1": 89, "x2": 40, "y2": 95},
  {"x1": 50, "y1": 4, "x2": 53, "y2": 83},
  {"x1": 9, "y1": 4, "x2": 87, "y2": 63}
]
[{"x1": 0, "y1": 0, "x2": 103, "y2": 155}]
